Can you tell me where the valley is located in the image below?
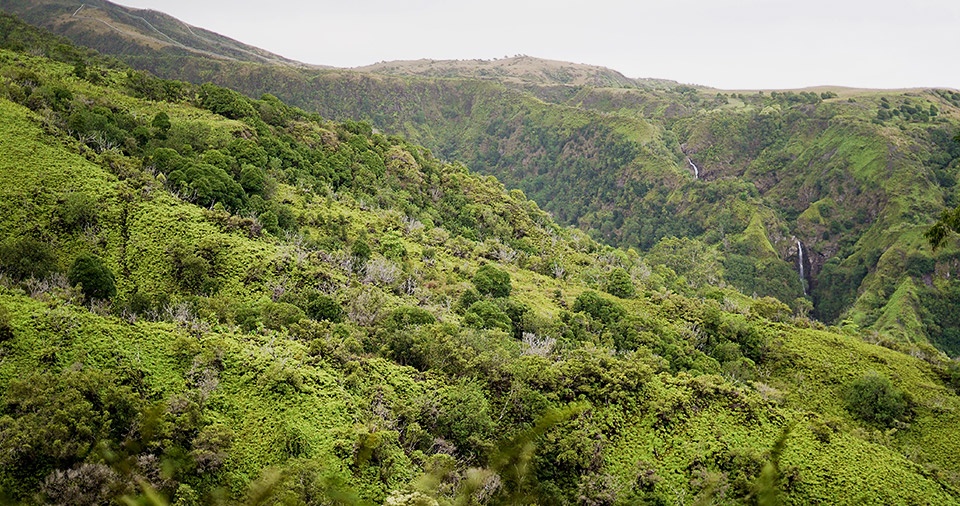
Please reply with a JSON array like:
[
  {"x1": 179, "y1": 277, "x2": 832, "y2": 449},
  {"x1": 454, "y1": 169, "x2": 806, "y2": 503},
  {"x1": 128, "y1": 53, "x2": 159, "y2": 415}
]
[{"x1": 0, "y1": 3, "x2": 959, "y2": 504}]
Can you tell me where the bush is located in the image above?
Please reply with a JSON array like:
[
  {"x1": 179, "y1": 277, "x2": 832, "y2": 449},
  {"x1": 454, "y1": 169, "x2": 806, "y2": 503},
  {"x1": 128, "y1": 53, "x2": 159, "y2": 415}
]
[
  {"x1": 497, "y1": 298, "x2": 530, "y2": 339},
  {"x1": 456, "y1": 288, "x2": 482, "y2": 313},
  {"x1": 167, "y1": 240, "x2": 218, "y2": 295},
  {"x1": 351, "y1": 239, "x2": 371, "y2": 266},
  {"x1": 751, "y1": 296, "x2": 791, "y2": 322},
  {"x1": 0, "y1": 237, "x2": 57, "y2": 280},
  {"x1": 262, "y1": 301, "x2": 305, "y2": 330},
  {"x1": 68, "y1": 254, "x2": 116, "y2": 301},
  {"x1": 944, "y1": 360, "x2": 960, "y2": 392},
  {"x1": 167, "y1": 161, "x2": 245, "y2": 210},
  {"x1": 604, "y1": 268, "x2": 636, "y2": 299},
  {"x1": 473, "y1": 264, "x2": 512, "y2": 298},
  {"x1": 434, "y1": 381, "x2": 495, "y2": 457},
  {"x1": 844, "y1": 371, "x2": 911, "y2": 426},
  {"x1": 0, "y1": 305, "x2": 13, "y2": 343},
  {"x1": 57, "y1": 193, "x2": 98, "y2": 231},
  {"x1": 904, "y1": 254, "x2": 935, "y2": 277},
  {"x1": 389, "y1": 306, "x2": 436, "y2": 328},
  {"x1": 463, "y1": 300, "x2": 512, "y2": 332},
  {"x1": 239, "y1": 164, "x2": 265, "y2": 194},
  {"x1": 306, "y1": 294, "x2": 344, "y2": 323},
  {"x1": 572, "y1": 291, "x2": 626, "y2": 325}
]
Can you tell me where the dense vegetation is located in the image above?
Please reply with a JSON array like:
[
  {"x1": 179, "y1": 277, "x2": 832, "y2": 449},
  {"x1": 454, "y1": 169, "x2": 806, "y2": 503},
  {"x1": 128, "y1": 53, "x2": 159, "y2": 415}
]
[
  {"x1": 8, "y1": 0, "x2": 959, "y2": 357},
  {"x1": 1, "y1": 10, "x2": 960, "y2": 506}
]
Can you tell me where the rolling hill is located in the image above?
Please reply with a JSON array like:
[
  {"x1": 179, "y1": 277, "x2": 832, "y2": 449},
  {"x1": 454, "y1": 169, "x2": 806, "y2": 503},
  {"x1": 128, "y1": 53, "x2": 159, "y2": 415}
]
[{"x1": 1, "y1": 11, "x2": 960, "y2": 503}]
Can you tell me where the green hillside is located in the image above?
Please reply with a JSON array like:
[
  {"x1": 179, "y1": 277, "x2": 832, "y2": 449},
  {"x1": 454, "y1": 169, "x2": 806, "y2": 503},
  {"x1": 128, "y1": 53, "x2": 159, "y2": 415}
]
[
  {"x1": 0, "y1": 13, "x2": 960, "y2": 505},
  {"x1": 7, "y1": 0, "x2": 958, "y2": 355},
  {"x1": 0, "y1": 0, "x2": 306, "y2": 66}
]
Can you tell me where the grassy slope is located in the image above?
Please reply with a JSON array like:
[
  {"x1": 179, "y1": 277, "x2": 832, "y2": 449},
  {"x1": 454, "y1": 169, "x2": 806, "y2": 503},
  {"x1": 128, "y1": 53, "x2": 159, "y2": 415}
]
[
  {"x1": 1, "y1": 32, "x2": 960, "y2": 505},
  {"x1": 4, "y1": 3, "x2": 960, "y2": 354}
]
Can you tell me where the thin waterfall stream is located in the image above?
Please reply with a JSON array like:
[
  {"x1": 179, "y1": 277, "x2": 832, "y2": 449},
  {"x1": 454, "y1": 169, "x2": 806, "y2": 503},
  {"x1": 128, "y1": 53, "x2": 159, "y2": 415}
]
[{"x1": 687, "y1": 157, "x2": 699, "y2": 179}]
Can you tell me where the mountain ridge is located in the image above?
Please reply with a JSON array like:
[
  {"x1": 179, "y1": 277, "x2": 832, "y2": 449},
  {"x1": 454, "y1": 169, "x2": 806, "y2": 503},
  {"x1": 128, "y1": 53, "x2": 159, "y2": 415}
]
[
  {"x1": 3, "y1": 0, "x2": 314, "y2": 67},
  {"x1": 0, "y1": 11, "x2": 959, "y2": 504},
  {"x1": 8, "y1": 0, "x2": 945, "y2": 93},
  {"x1": 353, "y1": 55, "x2": 682, "y2": 89}
]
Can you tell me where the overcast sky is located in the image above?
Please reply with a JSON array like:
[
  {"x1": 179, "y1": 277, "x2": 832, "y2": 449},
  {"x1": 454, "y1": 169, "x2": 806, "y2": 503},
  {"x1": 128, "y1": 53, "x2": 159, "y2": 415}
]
[{"x1": 113, "y1": 0, "x2": 959, "y2": 90}]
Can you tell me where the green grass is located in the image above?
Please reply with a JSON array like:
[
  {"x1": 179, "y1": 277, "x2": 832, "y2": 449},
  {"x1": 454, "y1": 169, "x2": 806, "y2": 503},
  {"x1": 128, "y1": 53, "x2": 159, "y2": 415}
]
[{"x1": 0, "y1": 20, "x2": 959, "y2": 503}]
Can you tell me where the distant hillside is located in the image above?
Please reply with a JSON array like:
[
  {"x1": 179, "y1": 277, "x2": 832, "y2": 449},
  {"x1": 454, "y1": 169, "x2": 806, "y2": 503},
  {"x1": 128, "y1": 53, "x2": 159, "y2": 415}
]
[
  {"x1": 356, "y1": 55, "x2": 678, "y2": 89},
  {"x1": 0, "y1": 0, "x2": 309, "y2": 66}
]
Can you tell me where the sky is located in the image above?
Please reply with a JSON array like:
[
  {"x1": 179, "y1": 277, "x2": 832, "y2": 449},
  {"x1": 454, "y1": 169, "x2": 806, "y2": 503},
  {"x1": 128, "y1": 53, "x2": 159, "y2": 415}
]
[{"x1": 113, "y1": 0, "x2": 960, "y2": 90}]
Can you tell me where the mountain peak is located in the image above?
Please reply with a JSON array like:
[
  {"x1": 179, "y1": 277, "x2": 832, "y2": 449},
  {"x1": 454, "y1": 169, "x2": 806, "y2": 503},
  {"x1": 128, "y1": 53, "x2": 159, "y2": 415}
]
[{"x1": 3, "y1": 0, "x2": 310, "y2": 66}]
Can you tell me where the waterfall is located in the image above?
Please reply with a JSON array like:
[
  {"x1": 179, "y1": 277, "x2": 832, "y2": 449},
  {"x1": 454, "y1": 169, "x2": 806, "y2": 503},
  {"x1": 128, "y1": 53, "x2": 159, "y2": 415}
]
[
  {"x1": 687, "y1": 157, "x2": 699, "y2": 179},
  {"x1": 797, "y1": 239, "x2": 807, "y2": 295}
]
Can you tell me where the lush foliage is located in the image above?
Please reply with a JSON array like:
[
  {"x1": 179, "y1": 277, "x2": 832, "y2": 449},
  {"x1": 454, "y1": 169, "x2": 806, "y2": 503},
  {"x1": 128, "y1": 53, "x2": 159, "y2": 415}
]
[
  {"x1": 68, "y1": 254, "x2": 116, "y2": 301},
  {"x1": 0, "y1": 11, "x2": 958, "y2": 506},
  {"x1": 843, "y1": 371, "x2": 912, "y2": 427}
]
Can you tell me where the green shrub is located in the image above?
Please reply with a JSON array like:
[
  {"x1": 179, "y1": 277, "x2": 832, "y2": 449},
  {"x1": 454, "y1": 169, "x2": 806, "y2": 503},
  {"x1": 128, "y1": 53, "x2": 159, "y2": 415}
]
[
  {"x1": 198, "y1": 83, "x2": 258, "y2": 120},
  {"x1": 57, "y1": 193, "x2": 98, "y2": 231},
  {"x1": 167, "y1": 240, "x2": 218, "y2": 295},
  {"x1": 389, "y1": 306, "x2": 436, "y2": 328},
  {"x1": 151, "y1": 111, "x2": 171, "y2": 138},
  {"x1": 573, "y1": 291, "x2": 626, "y2": 325},
  {"x1": 239, "y1": 164, "x2": 265, "y2": 194},
  {"x1": 167, "y1": 161, "x2": 245, "y2": 210},
  {"x1": 463, "y1": 300, "x2": 512, "y2": 332},
  {"x1": 306, "y1": 294, "x2": 344, "y2": 323},
  {"x1": 904, "y1": 254, "x2": 935, "y2": 277},
  {"x1": 0, "y1": 237, "x2": 57, "y2": 280},
  {"x1": 604, "y1": 268, "x2": 636, "y2": 299},
  {"x1": 456, "y1": 288, "x2": 482, "y2": 313},
  {"x1": 844, "y1": 371, "x2": 911, "y2": 426},
  {"x1": 751, "y1": 296, "x2": 791, "y2": 322},
  {"x1": 351, "y1": 239, "x2": 371, "y2": 265},
  {"x1": 473, "y1": 264, "x2": 512, "y2": 298},
  {"x1": 434, "y1": 381, "x2": 495, "y2": 458},
  {"x1": 0, "y1": 305, "x2": 13, "y2": 343},
  {"x1": 68, "y1": 254, "x2": 116, "y2": 300},
  {"x1": 497, "y1": 298, "x2": 531, "y2": 339},
  {"x1": 262, "y1": 301, "x2": 305, "y2": 330},
  {"x1": 943, "y1": 360, "x2": 960, "y2": 393}
]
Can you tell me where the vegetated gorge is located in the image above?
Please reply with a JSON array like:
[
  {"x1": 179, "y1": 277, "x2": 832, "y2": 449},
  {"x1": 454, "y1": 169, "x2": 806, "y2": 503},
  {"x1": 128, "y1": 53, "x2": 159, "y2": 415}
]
[{"x1": 1, "y1": 3, "x2": 960, "y2": 505}]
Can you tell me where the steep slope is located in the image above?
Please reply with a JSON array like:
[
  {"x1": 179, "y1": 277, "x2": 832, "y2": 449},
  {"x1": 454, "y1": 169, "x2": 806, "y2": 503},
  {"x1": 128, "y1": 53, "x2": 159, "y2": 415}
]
[
  {"x1": 1, "y1": 0, "x2": 307, "y2": 66},
  {"x1": 1, "y1": 20, "x2": 960, "y2": 505},
  {"x1": 6, "y1": 3, "x2": 960, "y2": 357}
]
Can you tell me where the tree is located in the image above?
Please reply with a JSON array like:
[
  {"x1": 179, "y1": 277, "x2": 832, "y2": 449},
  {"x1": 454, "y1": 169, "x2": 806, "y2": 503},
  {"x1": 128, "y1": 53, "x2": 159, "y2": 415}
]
[
  {"x1": 572, "y1": 291, "x2": 626, "y2": 325},
  {"x1": 239, "y1": 164, "x2": 265, "y2": 194},
  {"x1": 351, "y1": 239, "x2": 371, "y2": 265},
  {"x1": 68, "y1": 254, "x2": 116, "y2": 301},
  {"x1": 472, "y1": 264, "x2": 512, "y2": 298},
  {"x1": 927, "y1": 205, "x2": 960, "y2": 249},
  {"x1": 151, "y1": 111, "x2": 171, "y2": 139},
  {"x1": 0, "y1": 305, "x2": 13, "y2": 343}
]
